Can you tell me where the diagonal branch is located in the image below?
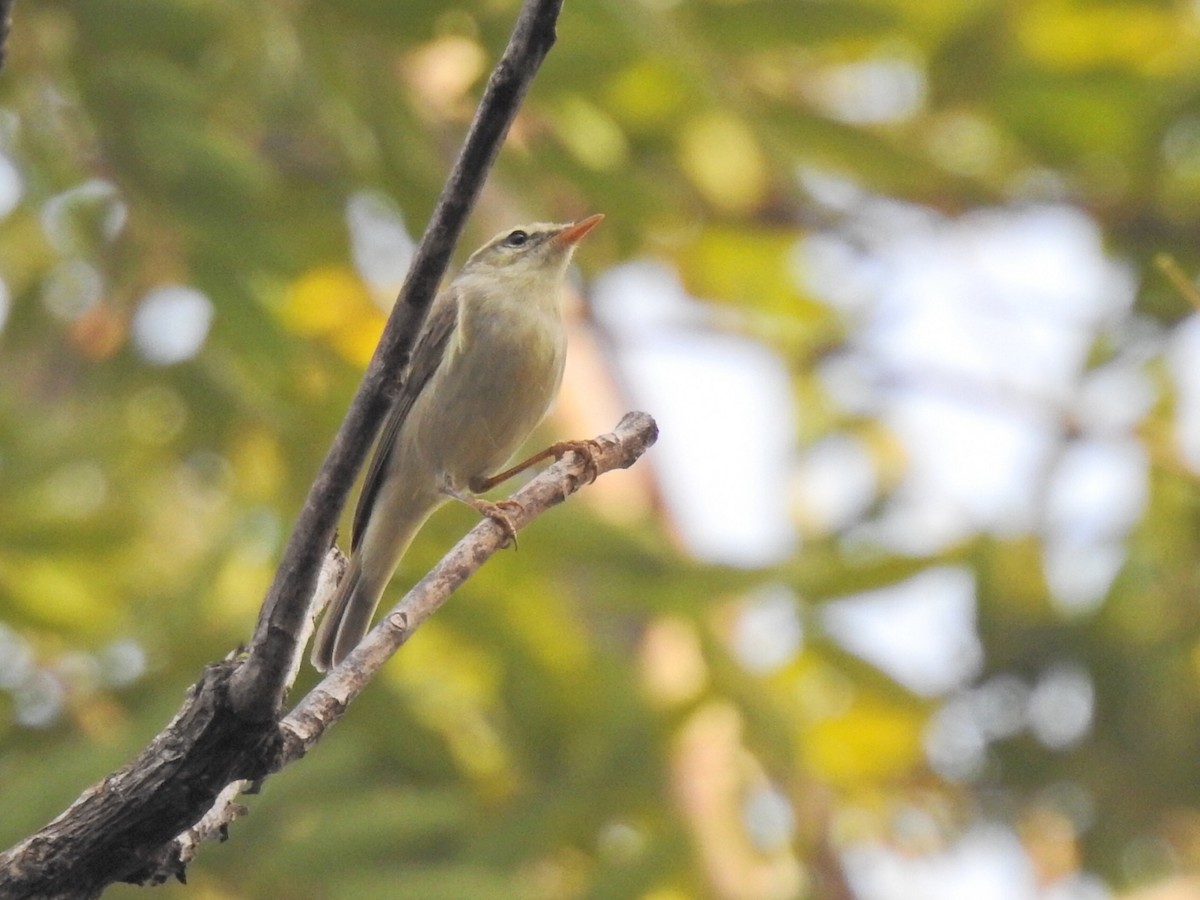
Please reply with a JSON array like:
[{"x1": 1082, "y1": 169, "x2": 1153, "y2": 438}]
[
  {"x1": 230, "y1": 0, "x2": 566, "y2": 719},
  {"x1": 281, "y1": 412, "x2": 659, "y2": 755}
]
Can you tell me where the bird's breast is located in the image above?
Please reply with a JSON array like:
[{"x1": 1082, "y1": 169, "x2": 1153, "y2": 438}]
[{"x1": 415, "y1": 291, "x2": 566, "y2": 484}]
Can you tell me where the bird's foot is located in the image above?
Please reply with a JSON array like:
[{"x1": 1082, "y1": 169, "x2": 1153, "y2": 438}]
[
  {"x1": 441, "y1": 478, "x2": 523, "y2": 547},
  {"x1": 548, "y1": 438, "x2": 603, "y2": 484},
  {"x1": 473, "y1": 497, "x2": 523, "y2": 548}
]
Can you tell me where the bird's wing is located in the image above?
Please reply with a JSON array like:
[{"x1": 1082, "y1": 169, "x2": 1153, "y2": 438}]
[{"x1": 350, "y1": 288, "x2": 460, "y2": 552}]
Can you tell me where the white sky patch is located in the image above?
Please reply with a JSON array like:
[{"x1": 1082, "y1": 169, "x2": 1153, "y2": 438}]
[
  {"x1": 799, "y1": 202, "x2": 1139, "y2": 553},
  {"x1": 131, "y1": 285, "x2": 214, "y2": 365},
  {"x1": 1041, "y1": 438, "x2": 1146, "y2": 612},
  {"x1": 1075, "y1": 357, "x2": 1156, "y2": 437},
  {"x1": 0, "y1": 153, "x2": 21, "y2": 221},
  {"x1": 925, "y1": 663, "x2": 1096, "y2": 782},
  {"x1": 14, "y1": 670, "x2": 66, "y2": 729},
  {"x1": 1028, "y1": 663, "x2": 1094, "y2": 750},
  {"x1": 1046, "y1": 439, "x2": 1148, "y2": 540},
  {"x1": 1042, "y1": 538, "x2": 1126, "y2": 616},
  {"x1": 925, "y1": 693, "x2": 989, "y2": 782},
  {"x1": 842, "y1": 824, "x2": 1109, "y2": 900},
  {"x1": 1168, "y1": 314, "x2": 1200, "y2": 470},
  {"x1": 0, "y1": 623, "x2": 34, "y2": 690},
  {"x1": 821, "y1": 566, "x2": 982, "y2": 696},
  {"x1": 593, "y1": 261, "x2": 797, "y2": 567},
  {"x1": 880, "y1": 389, "x2": 1057, "y2": 549},
  {"x1": 731, "y1": 584, "x2": 803, "y2": 674},
  {"x1": 97, "y1": 639, "x2": 147, "y2": 688},
  {"x1": 743, "y1": 783, "x2": 796, "y2": 852},
  {"x1": 806, "y1": 54, "x2": 926, "y2": 125},
  {"x1": 792, "y1": 433, "x2": 878, "y2": 535},
  {"x1": 346, "y1": 189, "x2": 415, "y2": 299}
]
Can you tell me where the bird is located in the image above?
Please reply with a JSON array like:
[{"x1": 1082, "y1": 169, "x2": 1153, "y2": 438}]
[{"x1": 310, "y1": 214, "x2": 604, "y2": 672}]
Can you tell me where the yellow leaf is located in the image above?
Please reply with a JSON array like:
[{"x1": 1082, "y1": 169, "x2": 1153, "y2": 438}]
[
  {"x1": 804, "y1": 698, "x2": 924, "y2": 786},
  {"x1": 1017, "y1": 3, "x2": 1181, "y2": 73},
  {"x1": 606, "y1": 60, "x2": 689, "y2": 131},
  {"x1": 0, "y1": 559, "x2": 115, "y2": 632},
  {"x1": 229, "y1": 426, "x2": 284, "y2": 502},
  {"x1": 555, "y1": 95, "x2": 629, "y2": 171},
  {"x1": 279, "y1": 266, "x2": 386, "y2": 365},
  {"x1": 210, "y1": 554, "x2": 274, "y2": 624},
  {"x1": 676, "y1": 225, "x2": 819, "y2": 319},
  {"x1": 280, "y1": 266, "x2": 366, "y2": 336},
  {"x1": 678, "y1": 112, "x2": 769, "y2": 215}
]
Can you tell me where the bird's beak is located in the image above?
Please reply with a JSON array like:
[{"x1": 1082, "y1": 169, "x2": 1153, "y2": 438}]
[{"x1": 555, "y1": 213, "x2": 604, "y2": 246}]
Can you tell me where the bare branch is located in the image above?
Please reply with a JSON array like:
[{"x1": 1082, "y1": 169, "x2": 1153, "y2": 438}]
[
  {"x1": 0, "y1": 662, "x2": 281, "y2": 899},
  {"x1": 281, "y1": 412, "x2": 659, "y2": 755},
  {"x1": 230, "y1": 0, "x2": 566, "y2": 719}
]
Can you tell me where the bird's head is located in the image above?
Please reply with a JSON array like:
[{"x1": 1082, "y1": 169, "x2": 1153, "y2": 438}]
[{"x1": 461, "y1": 214, "x2": 604, "y2": 284}]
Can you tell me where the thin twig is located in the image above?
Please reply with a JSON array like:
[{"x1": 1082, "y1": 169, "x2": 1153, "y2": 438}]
[{"x1": 280, "y1": 412, "x2": 659, "y2": 756}]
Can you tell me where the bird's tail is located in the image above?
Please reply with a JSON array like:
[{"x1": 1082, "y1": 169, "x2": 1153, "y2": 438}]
[
  {"x1": 309, "y1": 501, "x2": 435, "y2": 672},
  {"x1": 310, "y1": 556, "x2": 380, "y2": 672}
]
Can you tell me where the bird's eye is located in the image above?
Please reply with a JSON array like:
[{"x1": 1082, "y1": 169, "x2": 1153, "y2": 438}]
[{"x1": 505, "y1": 230, "x2": 529, "y2": 247}]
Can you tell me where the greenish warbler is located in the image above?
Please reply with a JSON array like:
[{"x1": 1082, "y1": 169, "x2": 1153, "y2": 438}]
[{"x1": 311, "y1": 214, "x2": 604, "y2": 672}]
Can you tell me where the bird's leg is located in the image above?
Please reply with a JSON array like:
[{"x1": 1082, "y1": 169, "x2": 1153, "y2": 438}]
[
  {"x1": 439, "y1": 477, "x2": 521, "y2": 548},
  {"x1": 448, "y1": 440, "x2": 602, "y2": 548},
  {"x1": 470, "y1": 439, "x2": 603, "y2": 493}
]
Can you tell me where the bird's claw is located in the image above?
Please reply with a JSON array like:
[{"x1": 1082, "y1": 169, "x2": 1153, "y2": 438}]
[
  {"x1": 477, "y1": 498, "x2": 523, "y2": 548},
  {"x1": 556, "y1": 439, "x2": 602, "y2": 484}
]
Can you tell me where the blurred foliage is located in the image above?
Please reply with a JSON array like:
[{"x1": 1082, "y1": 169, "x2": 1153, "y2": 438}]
[{"x1": 4, "y1": 0, "x2": 1200, "y2": 898}]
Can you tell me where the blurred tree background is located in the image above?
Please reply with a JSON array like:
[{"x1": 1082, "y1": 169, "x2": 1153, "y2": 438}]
[{"x1": 3, "y1": 0, "x2": 1200, "y2": 897}]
